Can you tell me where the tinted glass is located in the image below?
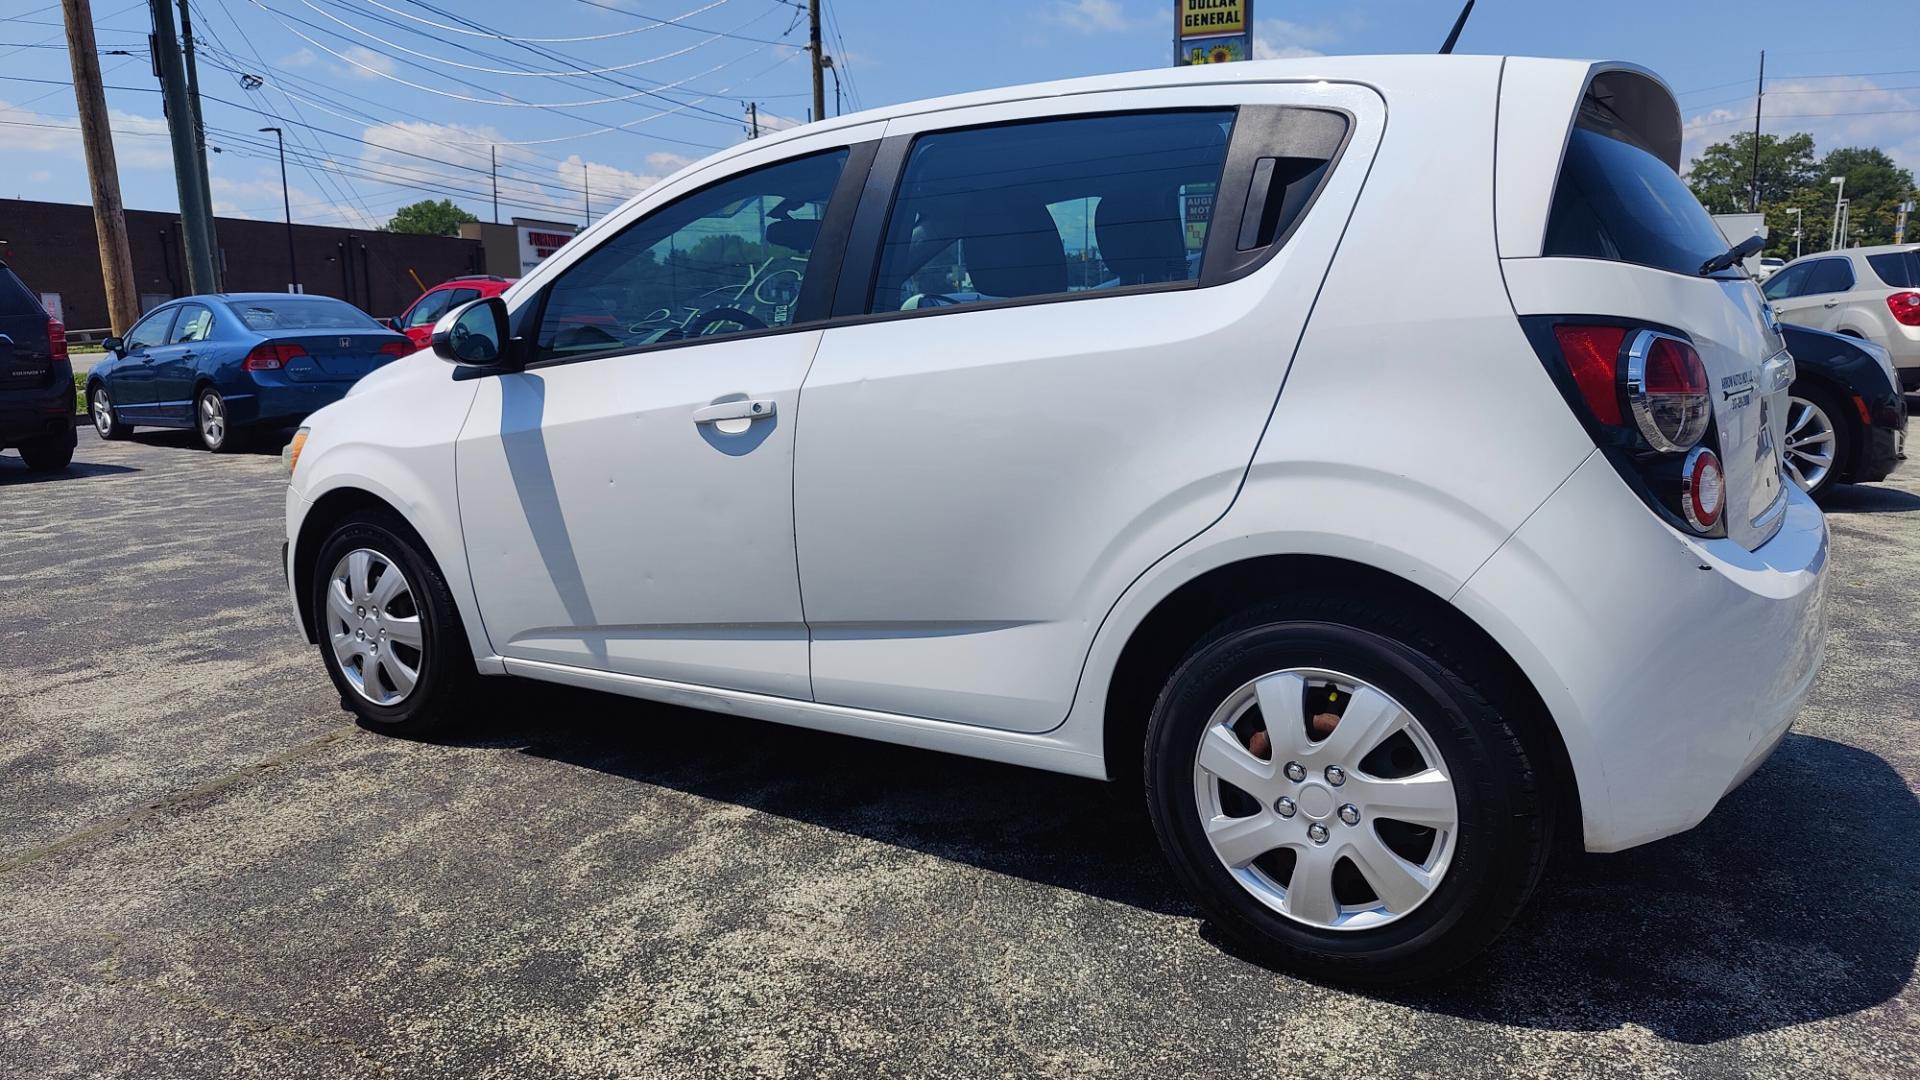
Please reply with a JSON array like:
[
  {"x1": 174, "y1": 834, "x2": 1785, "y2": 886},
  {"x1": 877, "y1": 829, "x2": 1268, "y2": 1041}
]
[
  {"x1": 228, "y1": 297, "x2": 380, "y2": 331},
  {"x1": 1804, "y1": 258, "x2": 1855, "y2": 294},
  {"x1": 170, "y1": 304, "x2": 214, "y2": 344},
  {"x1": 1763, "y1": 261, "x2": 1809, "y2": 300},
  {"x1": 1545, "y1": 124, "x2": 1733, "y2": 276},
  {"x1": 868, "y1": 110, "x2": 1236, "y2": 313},
  {"x1": 536, "y1": 149, "x2": 848, "y2": 361},
  {"x1": 1866, "y1": 251, "x2": 1920, "y2": 288},
  {"x1": 446, "y1": 287, "x2": 481, "y2": 308},
  {"x1": 0, "y1": 267, "x2": 42, "y2": 316},
  {"x1": 402, "y1": 289, "x2": 454, "y2": 329},
  {"x1": 123, "y1": 309, "x2": 175, "y2": 350}
]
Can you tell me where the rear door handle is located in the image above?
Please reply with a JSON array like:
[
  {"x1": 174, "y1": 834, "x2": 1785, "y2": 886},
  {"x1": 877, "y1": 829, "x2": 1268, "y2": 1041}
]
[
  {"x1": 692, "y1": 399, "x2": 775, "y2": 425},
  {"x1": 1823, "y1": 299, "x2": 1839, "y2": 307}
]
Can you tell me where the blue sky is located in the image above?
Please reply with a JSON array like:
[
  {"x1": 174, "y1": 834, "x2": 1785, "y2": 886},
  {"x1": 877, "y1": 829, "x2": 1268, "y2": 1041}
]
[{"x1": 2, "y1": 0, "x2": 1916, "y2": 229}]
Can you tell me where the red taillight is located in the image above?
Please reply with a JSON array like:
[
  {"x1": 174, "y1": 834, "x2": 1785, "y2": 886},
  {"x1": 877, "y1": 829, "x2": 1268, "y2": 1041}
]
[
  {"x1": 1887, "y1": 291, "x2": 1920, "y2": 326},
  {"x1": 1552, "y1": 325, "x2": 1627, "y2": 425},
  {"x1": 1682, "y1": 447, "x2": 1724, "y2": 532},
  {"x1": 379, "y1": 341, "x2": 411, "y2": 359},
  {"x1": 1628, "y1": 333, "x2": 1712, "y2": 452},
  {"x1": 47, "y1": 318, "x2": 67, "y2": 361},
  {"x1": 243, "y1": 342, "x2": 307, "y2": 371}
]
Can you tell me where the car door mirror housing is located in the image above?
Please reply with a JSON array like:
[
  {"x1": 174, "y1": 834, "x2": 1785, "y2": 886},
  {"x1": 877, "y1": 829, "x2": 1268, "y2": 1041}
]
[
  {"x1": 431, "y1": 296, "x2": 513, "y2": 368},
  {"x1": 102, "y1": 336, "x2": 124, "y2": 354}
]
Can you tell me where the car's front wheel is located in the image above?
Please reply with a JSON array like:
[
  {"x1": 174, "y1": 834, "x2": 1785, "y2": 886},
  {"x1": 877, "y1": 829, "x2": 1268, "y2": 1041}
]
[
  {"x1": 90, "y1": 385, "x2": 131, "y2": 440},
  {"x1": 1144, "y1": 595, "x2": 1552, "y2": 985},
  {"x1": 311, "y1": 510, "x2": 480, "y2": 737}
]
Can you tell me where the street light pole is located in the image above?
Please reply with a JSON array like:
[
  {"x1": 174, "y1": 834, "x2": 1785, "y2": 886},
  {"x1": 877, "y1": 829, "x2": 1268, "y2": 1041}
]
[
  {"x1": 259, "y1": 126, "x2": 297, "y2": 290},
  {"x1": 1784, "y1": 206, "x2": 1802, "y2": 259},
  {"x1": 1829, "y1": 176, "x2": 1847, "y2": 251}
]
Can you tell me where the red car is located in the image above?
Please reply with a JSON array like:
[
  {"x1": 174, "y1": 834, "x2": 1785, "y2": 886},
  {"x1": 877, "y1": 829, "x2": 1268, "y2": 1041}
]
[{"x1": 391, "y1": 275, "x2": 515, "y2": 349}]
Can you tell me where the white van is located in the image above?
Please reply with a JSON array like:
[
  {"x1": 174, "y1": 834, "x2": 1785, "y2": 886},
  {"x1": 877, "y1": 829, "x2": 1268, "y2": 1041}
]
[{"x1": 282, "y1": 56, "x2": 1827, "y2": 984}]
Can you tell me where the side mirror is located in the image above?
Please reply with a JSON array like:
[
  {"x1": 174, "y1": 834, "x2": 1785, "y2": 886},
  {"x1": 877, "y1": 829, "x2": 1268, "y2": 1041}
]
[
  {"x1": 101, "y1": 336, "x2": 124, "y2": 355},
  {"x1": 431, "y1": 296, "x2": 512, "y2": 368},
  {"x1": 387, "y1": 317, "x2": 404, "y2": 333}
]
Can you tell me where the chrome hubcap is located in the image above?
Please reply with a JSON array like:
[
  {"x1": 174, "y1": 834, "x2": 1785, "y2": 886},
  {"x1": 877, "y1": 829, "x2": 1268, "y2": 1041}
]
[
  {"x1": 1191, "y1": 668, "x2": 1459, "y2": 931},
  {"x1": 1783, "y1": 395, "x2": 1836, "y2": 492},
  {"x1": 200, "y1": 394, "x2": 225, "y2": 446},
  {"x1": 325, "y1": 548, "x2": 424, "y2": 706},
  {"x1": 93, "y1": 392, "x2": 112, "y2": 435}
]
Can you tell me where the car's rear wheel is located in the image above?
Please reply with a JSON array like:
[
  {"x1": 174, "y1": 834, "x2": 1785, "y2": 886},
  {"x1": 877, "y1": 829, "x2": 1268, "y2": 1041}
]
[
  {"x1": 311, "y1": 509, "x2": 480, "y2": 737},
  {"x1": 1144, "y1": 595, "x2": 1551, "y2": 985},
  {"x1": 1784, "y1": 382, "x2": 1848, "y2": 501},
  {"x1": 17, "y1": 426, "x2": 75, "y2": 472},
  {"x1": 196, "y1": 386, "x2": 235, "y2": 452},
  {"x1": 90, "y1": 385, "x2": 131, "y2": 440}
]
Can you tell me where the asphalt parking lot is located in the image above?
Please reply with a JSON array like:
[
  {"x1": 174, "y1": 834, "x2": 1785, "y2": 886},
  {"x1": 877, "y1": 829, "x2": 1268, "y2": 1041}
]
[{"x1": 2, "y1": 429, "x2": 1918, "y2": 1079}]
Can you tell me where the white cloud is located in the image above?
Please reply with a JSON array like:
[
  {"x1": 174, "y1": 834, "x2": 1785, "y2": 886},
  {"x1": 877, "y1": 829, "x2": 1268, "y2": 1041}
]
[
  {"x1": 29, "y1": 169, "x2": 50, "y2": 182},
  {"x1": 277, "y1": 48, "x2": 317, "y2": 69},
  {"x1": 209, "y1": 170, "x2": 383, "y2": 230},
  {"x1": 1049, "y1": 0, "x2": 1146, "y2": 33},
  {"x1": 645, "y1": 150, "x2": 695, "y2": 174},
  {"x1": 1682, "y1": 77, "x2": 1920, "y2": 173},
  {"x1": 1252, "y1": 18, "x2": 1340, "y2": 60},
  {"x1": 0, "y1": 100, "x2": 173, "y2": 173},
  {"x1": 340, "y1": 45, "x2": 399, "y2": 80}
]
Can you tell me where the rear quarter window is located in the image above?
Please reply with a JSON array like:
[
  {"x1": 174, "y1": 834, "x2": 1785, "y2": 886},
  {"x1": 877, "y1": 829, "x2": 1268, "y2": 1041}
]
[
  {"x1": 0, "y1": 267, "x2": 45, "y2": 317},
  {"x1": 1866, "y1": 251, "x2": 1920, "y2": 288},
  {"x1": 1544, "y1": 123, "x2": 1732, "y2": 277}
]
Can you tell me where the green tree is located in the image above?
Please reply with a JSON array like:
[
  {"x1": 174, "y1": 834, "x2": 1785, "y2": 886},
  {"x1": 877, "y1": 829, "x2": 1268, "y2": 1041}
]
[
  {"x1": 1685, "y1": 132, "x2": 1818, "y2": 214},
  {"x1": 1818, "y1": 146, "x2": 1915, "y2": 249},
  {"x1": 387, "y1": 199, "x2": 479, "y2": 237}
]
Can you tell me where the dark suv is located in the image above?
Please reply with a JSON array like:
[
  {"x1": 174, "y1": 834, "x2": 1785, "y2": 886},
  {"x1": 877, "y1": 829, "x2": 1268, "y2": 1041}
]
[{"x1": 0, "y1": 260, "x2": 75, "y2": 472}]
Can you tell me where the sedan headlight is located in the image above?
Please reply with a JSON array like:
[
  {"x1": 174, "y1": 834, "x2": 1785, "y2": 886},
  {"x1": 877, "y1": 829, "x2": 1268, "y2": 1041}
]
[{"x1": 284, "y1": 427, "x2": 310, "y2": 476}]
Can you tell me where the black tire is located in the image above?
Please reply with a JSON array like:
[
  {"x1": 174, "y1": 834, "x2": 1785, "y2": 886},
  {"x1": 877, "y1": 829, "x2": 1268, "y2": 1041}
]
[
  {"x1": 17, "y1": 426, "x2": 76, "y2": 472},
  {"x1": 89, "y1": 384, "x2": 131, "y2": 440},
  {"x1": 195, "y1": 386, "x2": 239, "y2": 452},
  {"x1": 1787, "y1": 380, "x2": 1851, "y2": 502},
  {"x1": 310, "y1": 509, "x2": 482, "y2": 737},
  {"x1": 1144, "y1": 594, "x2": 1552, "y2": 986}
]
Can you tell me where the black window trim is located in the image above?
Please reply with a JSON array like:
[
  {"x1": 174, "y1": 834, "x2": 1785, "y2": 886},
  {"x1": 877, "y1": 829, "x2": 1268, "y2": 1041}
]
[
  {"x1": 827, "y1": 104, "x2": 1354, "y2": 329},
  {"x1": 509, "y1": 141, "x2": 878, "y2": 374}
]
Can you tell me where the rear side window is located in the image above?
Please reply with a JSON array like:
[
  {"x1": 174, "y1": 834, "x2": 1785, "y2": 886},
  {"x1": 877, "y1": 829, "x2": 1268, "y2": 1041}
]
[
  {"x1": 1866, "y1": 251, "x2": 1920, "y2": 288},
  {"x1": 867, "y1": 110, "x2": 1236, "y2": 313},
  {"x1": 170, "y1": 304, "x2": 214, "y2": 344},
  {"x1": 1803, "y1": 258, "x2": 1855, "y2": 295},
  {"x1": 1545, "y1": 123, "x2": 1732, "y2": 276},
  {"x1": 0, "y1": 267, "x2": 43, "y2": 317}
]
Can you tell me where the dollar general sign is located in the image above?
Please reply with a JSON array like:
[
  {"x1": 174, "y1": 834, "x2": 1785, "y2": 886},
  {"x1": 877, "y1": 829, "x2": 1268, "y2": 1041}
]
[{"x1": 1178, "y1": 0, "x2": 1248, "y2": 39}]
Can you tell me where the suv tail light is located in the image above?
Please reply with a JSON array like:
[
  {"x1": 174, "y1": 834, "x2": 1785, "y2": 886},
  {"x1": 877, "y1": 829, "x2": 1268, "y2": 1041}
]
[
  {"x1": 244, "y1": 342, "x2": 308, "y2": 371},
  {"x1": 1887, "y1": 291, "x2": 1920, "y2": 326},
  {"x1": 47, "y1": 318, "x2": 67, "y2": 362},
  {"x1": 1535, "y1": 320, "x2": 1725, "y2": 537}
]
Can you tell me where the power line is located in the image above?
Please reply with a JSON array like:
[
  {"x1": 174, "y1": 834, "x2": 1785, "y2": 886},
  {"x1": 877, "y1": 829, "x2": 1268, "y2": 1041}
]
[{"x1": 352, "y1": 0, "x2": 733, "y2": 44}]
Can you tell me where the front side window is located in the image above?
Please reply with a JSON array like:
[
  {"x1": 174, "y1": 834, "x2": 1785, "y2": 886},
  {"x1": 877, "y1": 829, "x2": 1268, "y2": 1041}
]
[
  {"x1": 1763, "y1": 262, "x2": 1809, "y2": 300},
  {"x1": 535, "y1": 149, "x2": 849, "y2": 361},
  {"x1": 1803, "y1": 258, "x2": 1856, "y2": 295},
  {"x1": 402, "y1": 288, "x2": 455, "y2": 330},
  {"x1": 868, "y1": 110, "x2": 1236, "y2": 314},
  {"x1": 170, "y1": 304, "x2": 214, "y2": 344},
  {"x1": 123, "y1": 309, "x2": 176, "y2": 351}
]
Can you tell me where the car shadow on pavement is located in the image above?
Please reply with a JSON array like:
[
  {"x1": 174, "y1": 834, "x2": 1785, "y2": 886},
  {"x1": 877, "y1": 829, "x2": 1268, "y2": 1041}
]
[
  {"x1": 1821, "y1": 484, "x2": 1920, "y2": 513},
  {"x1": 130, "y1": 429, "x2": 286, "y2": 456},
  {"x1": 461, "y1": 690, "x2": 1916, "y2": 1044},
  {"x1": 0, "y1": 455, "x2": 137, "y2": 484}
]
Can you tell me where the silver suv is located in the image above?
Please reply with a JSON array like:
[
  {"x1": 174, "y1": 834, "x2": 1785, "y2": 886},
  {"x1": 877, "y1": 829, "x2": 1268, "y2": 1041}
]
[{"x1": 1764, "y1": 244, "x2": 1920, "y2": 391}]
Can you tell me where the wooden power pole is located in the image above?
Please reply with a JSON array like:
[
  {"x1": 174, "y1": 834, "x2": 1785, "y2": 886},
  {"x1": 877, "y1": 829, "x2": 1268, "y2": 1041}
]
[
  {"x1": 61, "y1": 0, "x2": 141, "y2": 333},
  {"x1": 808, "y1": 0, "x2": 825, "y2": 125}
]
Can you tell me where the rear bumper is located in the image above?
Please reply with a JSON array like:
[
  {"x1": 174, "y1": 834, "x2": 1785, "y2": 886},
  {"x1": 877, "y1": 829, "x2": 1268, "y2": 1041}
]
[
  {"x1": 0, "y1": 367, "x2": 75, "y2": 447},
  {"x1": 1851, "y1": 389, "x2": 1907, "y2": 483},
  {"x1": 1455, "y1": 451, "x2": 1828, "y2": 852},
  {"x1": 231, "y1": 374, "x2": 355, "y2": 428}
]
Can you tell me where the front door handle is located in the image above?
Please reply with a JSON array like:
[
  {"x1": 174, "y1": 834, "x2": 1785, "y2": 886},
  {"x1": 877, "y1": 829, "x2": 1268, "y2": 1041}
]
[
  {"x1": 692, "y1": 399, "x2": 776, "y2": 425},
  {"x1": 1823, "y1": 299, "x2": 1839, "y2": 307}
]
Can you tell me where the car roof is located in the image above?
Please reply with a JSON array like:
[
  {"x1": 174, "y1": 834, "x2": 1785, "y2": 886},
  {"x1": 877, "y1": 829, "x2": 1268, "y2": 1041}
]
[{"x1": 1785, "y1": 244, "x2": 1920, "y2": 266}]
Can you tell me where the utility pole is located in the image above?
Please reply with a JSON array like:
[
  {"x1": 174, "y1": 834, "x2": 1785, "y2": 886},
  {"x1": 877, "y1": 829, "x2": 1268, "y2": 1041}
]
[
  {"x1": 1749, "y1": 50, "x2": 1764, "y2": 213},
  {"x1": 747, "y1": 101, "x2": 760, "y2": 139},
  {"x1": 148, "y1": 0, "x2": 217, "y2": 294},
  {"x1": 61, "y1": 0, "x2": 141, "y2": 333},
  {"x1": 490, "y1": 145, "x2": 499, "y2": 224},
  {"x1": 177, "y1": 0, "x2": 218, "y2": 288},
  {"x1": 259, "y1": 127, "x2": 296, "y2": 291},
  {"x1": 808, "y1": 0, "x2": 825, "y2": 127}
]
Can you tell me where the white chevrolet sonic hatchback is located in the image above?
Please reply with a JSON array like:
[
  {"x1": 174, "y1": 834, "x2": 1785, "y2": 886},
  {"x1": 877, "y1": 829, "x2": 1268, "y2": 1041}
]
[{"x1": 284, "y1": 56, "x2": 1828, "y2": 983}]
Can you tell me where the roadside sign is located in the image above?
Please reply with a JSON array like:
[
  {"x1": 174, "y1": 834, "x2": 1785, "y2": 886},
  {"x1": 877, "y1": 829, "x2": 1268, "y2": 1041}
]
[{"x1": 1176, "y1": 0, "x2": 1253, "y2": 66}]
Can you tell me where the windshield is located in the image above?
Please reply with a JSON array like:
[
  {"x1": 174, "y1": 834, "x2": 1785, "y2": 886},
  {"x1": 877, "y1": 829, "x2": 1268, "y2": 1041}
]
[
  {"x1": 227, "y1": 298, "x2": 380, "y2": 331},
  {"x1": 1545, "y1": 124, "x2": 1735, "y2": 277}
]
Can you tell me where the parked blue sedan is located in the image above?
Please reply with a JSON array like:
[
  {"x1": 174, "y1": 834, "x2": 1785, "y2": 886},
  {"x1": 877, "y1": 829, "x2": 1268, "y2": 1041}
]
[{"x1": 86, "y1": 293, "x2": 414, "y2": 452}]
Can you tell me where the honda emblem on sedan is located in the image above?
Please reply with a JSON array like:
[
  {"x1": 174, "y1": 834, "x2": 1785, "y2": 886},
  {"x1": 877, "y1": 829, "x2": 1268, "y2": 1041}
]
[{"x1": 339, "y1": 337, "x2": 351, "y2": 348}]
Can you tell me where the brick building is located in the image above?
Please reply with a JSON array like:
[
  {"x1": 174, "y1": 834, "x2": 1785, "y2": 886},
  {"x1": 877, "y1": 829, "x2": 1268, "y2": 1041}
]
[{"x1": 0, "y1": 198, "x2": 487, "y2": 331}]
